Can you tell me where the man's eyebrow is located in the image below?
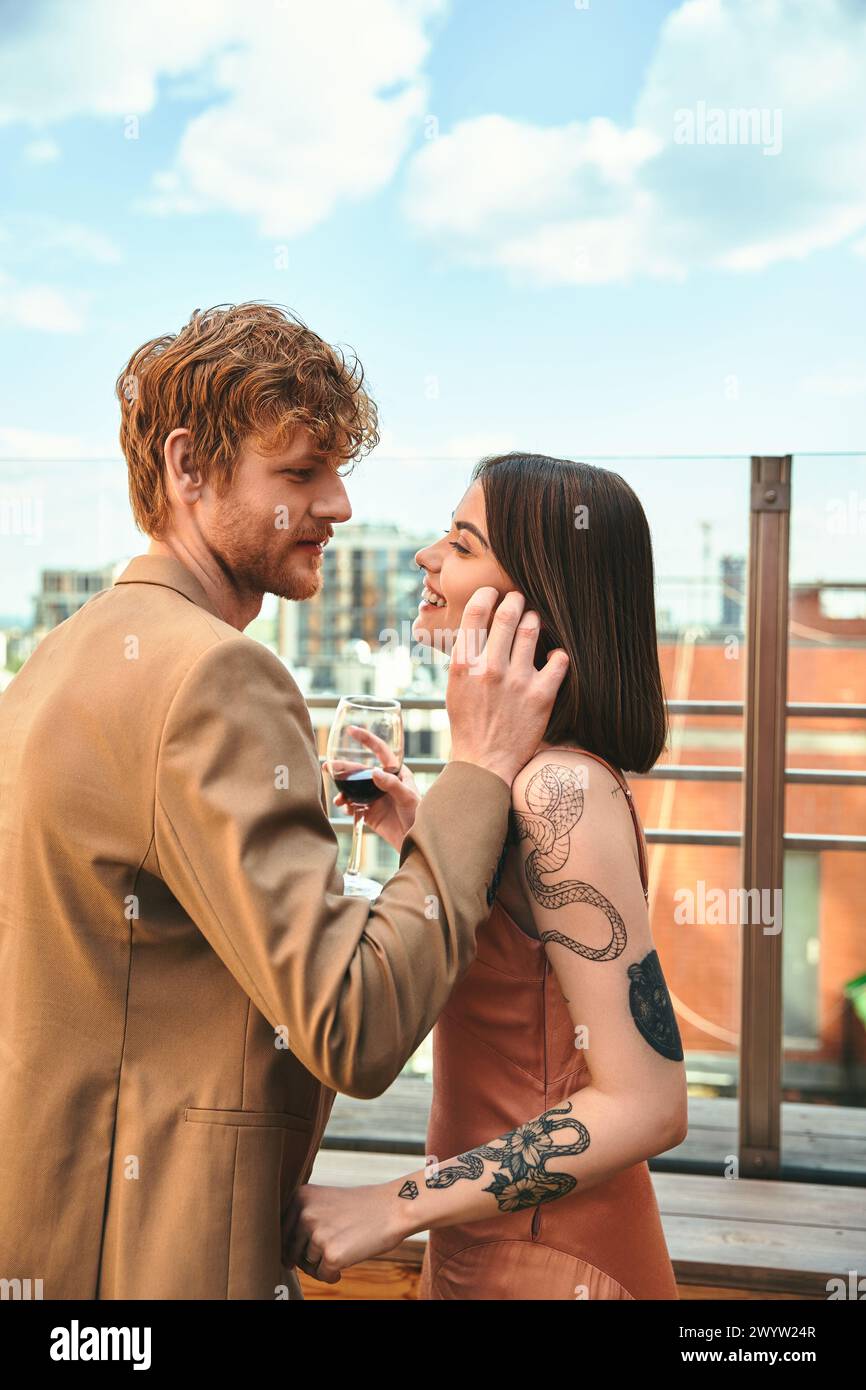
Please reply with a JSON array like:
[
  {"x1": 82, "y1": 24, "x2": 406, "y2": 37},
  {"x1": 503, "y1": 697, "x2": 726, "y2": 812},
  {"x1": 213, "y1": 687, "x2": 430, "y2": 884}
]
[{"x1": 453, "y1": 517, "x2": 489, "y2": 550}]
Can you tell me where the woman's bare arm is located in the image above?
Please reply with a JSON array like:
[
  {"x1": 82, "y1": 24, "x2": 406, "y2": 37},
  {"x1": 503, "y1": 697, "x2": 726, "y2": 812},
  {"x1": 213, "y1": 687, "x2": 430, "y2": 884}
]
[{"x1": 384, "y1": 750, "x2": 688, "y2": 1236}]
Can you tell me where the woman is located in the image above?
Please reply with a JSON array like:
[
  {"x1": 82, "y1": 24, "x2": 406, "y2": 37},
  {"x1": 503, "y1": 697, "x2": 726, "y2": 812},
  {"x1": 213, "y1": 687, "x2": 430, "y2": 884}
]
[{"x1": 285, "y1": 454, "x2": 687, "y2": 1300}]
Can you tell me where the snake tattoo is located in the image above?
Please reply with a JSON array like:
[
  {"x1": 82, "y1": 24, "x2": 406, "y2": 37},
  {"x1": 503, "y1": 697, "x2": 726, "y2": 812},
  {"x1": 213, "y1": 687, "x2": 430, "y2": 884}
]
[
  {"x1": 424, "y1": 1101, "x2": 590, "y2": 1211},
  {"x1": 511, "y1": 763, "x2": 627, "y2": 962}
]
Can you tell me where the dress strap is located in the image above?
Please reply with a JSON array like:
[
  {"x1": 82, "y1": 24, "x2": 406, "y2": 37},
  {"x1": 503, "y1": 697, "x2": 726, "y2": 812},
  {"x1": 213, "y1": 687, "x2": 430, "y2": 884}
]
[{"x1": 538, "y1": 746, "x2": 650, "y2": 901}]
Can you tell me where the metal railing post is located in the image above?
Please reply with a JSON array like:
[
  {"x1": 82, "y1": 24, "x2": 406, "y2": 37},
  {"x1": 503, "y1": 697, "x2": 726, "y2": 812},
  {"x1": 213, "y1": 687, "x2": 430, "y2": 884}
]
[{"x1": 739, "y1": 456, "x2": 792, "y2": 1177}]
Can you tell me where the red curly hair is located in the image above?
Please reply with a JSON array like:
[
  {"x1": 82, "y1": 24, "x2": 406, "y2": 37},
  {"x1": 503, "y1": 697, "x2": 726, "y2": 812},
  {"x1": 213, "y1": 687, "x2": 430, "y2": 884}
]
[{"x1": 115, "y1": 301, "x2": 379, "y2": 537}]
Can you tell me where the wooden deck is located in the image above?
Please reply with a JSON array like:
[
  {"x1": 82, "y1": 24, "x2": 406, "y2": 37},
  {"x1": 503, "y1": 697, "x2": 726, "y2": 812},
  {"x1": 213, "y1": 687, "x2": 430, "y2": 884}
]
[{"x1": 322, "y1": 1075, "x2": 866, "y2": 1180}]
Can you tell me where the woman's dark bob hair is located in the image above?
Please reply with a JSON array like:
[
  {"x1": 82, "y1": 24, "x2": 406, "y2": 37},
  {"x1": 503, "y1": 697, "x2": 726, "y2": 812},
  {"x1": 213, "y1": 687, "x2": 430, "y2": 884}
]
[{"x1": 470, "y1": 453, "x2": 669, "y2": 775}]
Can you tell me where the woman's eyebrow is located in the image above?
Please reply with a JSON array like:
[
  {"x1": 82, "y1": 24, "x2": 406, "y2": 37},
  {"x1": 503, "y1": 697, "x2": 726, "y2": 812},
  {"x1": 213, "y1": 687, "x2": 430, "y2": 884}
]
[{"x1": 452, "y1": 517, "x2": 489, "y2": 550}]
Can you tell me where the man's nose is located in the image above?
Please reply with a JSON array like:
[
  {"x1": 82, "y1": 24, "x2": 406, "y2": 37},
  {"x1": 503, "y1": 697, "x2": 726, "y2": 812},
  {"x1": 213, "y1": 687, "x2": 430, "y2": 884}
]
[{"x1": 313, "y1": 471, "x2": 352, "y2": 523}]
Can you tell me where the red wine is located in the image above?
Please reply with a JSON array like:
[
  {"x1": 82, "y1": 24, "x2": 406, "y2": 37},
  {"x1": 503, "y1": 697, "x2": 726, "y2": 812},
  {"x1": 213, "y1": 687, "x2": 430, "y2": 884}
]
[{"x1": 334, "y1": 769, "x2": 386, "y2": 804}]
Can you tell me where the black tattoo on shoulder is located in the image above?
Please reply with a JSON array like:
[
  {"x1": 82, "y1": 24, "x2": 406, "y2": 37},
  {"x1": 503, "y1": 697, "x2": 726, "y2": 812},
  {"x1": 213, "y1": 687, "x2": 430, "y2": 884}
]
[
  {"x1": 397, "y1": 1179, "x2": 418, "y2": 1200},
  {"x1": 424, "y1": 1101, "x2": 589, "y2": 1212},
  {"x1": 512, "y1": 763, "x2": 627, "y2": 961},
  {"x1": 627, "y1": 949, "x2": 683, "y2": 1060}
]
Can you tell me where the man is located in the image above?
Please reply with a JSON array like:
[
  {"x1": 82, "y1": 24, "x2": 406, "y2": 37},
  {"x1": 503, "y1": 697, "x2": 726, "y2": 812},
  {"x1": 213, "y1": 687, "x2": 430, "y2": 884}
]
[{"x1": 0, "y1": 302, "x2": 568, "y2": 1300}]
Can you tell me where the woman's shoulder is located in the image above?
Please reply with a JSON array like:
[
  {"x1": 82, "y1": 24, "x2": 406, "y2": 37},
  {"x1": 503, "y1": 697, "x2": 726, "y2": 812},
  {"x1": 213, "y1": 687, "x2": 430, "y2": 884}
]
[
  {"x1": 510, "y1": 745, "x2": 647, "y2": 900},
  {"x1": 511, "y1": 744, "x2": 625, "y2": 808}
]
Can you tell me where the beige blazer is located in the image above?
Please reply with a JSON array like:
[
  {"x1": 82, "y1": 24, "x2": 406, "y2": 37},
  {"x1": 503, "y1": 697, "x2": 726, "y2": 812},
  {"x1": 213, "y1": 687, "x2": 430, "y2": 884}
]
[{"x1": 0, "y1": 553, "x2": 511, "y2": 1299}]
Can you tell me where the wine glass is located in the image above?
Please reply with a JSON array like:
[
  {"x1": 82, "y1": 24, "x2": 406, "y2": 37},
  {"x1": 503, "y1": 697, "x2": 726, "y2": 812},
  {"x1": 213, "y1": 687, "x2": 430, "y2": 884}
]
[{"x1": 325, "y1": 696, "x2": 404, "y2": 899}]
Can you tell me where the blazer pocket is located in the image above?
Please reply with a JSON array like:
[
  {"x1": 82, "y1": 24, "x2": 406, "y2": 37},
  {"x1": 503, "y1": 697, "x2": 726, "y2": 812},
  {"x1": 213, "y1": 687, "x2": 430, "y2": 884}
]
[
  {"x1": 184, "y1": 1106, "x2": 314, "y2": 1134},
  {"x1": 183, "y1": 1108, "x2": 316, "y2": 1297}
]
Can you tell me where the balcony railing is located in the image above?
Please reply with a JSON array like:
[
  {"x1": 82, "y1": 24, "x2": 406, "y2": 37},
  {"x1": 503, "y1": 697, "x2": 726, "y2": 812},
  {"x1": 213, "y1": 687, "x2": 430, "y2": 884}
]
[{"x1": 311, "y1": 696, "x2": 866, "y2": 852}]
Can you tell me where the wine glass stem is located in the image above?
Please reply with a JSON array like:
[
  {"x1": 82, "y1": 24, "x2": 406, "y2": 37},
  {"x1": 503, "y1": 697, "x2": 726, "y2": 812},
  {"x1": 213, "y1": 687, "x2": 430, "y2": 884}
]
[{"x1": 347, "y1": 814, "x2": 366, "y2": 876}]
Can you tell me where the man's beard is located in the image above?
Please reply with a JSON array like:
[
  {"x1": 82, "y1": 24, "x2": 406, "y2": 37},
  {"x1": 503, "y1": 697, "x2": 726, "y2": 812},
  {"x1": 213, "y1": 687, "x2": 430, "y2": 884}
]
[{"x1": 208, "y1": 508, "x2": 323, "y2": 602}]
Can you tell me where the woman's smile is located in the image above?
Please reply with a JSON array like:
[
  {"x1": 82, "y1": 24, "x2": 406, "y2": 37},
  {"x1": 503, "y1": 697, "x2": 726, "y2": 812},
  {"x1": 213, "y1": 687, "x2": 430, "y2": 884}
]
[{"x1": 419, "y1": 579, "x2": 447, "y2": 610}]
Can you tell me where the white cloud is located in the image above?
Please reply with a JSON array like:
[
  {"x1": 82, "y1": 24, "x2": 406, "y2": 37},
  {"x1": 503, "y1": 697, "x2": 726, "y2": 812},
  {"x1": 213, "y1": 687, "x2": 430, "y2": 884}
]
[
  {"x1": 0, "y1": 218, "x2": 120, "y2": 332},
  {"x1": 146, "y1": 0, "x2": 443, "y2": 237},
  {"x1": 0, "y1": 0, "x2": 444, "y2": 240},
  {"x1": 0, "y1": 216, "x2": 123, "y2": 266},
  {"x1": 0, "y1": 272, "x2": 86, "y2": 332},
  {"x1": 404, "y1": 0, "x2": 866, "y2": 285},
  {"x1": 405, "y1": 115, "x2": 660, "y2": 240},
  {"x1": 0, "y1": 214, "x2": 122, "y2": 265},
  {"x1": 404, "y1": 114, "x2": 671, "y2": 284},
  {"x1": 0, "y1": 0, "x2": 240, "y2": 124},
  {"x1": 6, "y1": 0, "x2": 864, "y2": 280}
]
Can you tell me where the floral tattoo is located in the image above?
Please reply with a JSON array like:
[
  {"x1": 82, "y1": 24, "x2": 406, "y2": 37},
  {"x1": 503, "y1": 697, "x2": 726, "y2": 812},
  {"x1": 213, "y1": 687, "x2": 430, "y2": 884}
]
[{"x1": 424, "y1": 1100, "x2": 590, "y2": 1212}]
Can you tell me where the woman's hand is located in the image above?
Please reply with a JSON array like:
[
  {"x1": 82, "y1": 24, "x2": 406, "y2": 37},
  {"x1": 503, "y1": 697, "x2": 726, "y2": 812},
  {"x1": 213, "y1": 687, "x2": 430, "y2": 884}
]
[
  {"x1": 283, "y1": 1181, "x2": 409, "y2": 1284},
  {"x1": 332, "y1": 724, "x2": 422, "y2": 852}
]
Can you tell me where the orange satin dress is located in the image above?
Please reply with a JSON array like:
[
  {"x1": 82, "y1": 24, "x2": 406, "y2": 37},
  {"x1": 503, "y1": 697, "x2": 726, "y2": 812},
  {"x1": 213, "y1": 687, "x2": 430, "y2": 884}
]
[{"x1": 418, "y1": 749, "x2": 679, "y2": 1301}]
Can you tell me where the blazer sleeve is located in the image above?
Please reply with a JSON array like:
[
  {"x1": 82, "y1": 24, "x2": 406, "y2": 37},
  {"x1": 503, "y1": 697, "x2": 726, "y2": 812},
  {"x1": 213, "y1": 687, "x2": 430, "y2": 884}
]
[{"x1": 153, "y1": 636, "x2": 511, "y2": 1099}]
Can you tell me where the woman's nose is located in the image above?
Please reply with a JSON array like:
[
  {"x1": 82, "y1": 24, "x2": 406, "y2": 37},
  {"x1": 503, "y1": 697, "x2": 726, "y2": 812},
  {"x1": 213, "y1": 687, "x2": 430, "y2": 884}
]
[{"x1": 415, "y1": 537, "x2": 443, "y2": 570}]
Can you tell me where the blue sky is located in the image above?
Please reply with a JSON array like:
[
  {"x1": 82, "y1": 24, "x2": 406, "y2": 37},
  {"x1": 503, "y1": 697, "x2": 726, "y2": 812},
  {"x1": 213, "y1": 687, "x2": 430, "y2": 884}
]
[{"x1": 1, "y1": 0, "x2": 864, "y2": 622}]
